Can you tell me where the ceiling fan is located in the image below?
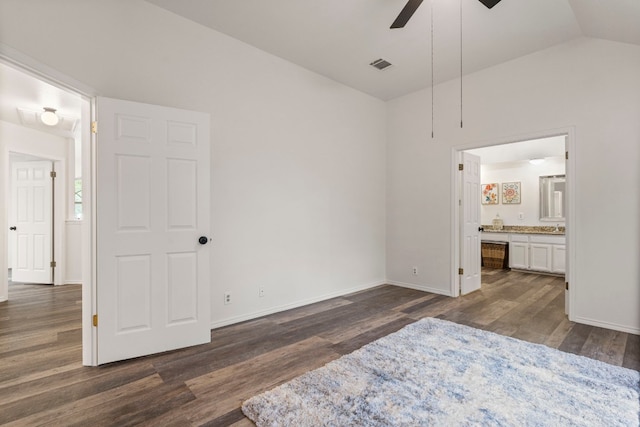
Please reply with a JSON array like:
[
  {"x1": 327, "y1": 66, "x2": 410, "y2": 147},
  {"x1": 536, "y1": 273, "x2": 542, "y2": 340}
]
[{"x1": 390, "y1": 0, "x2": 502, "y2": 28}]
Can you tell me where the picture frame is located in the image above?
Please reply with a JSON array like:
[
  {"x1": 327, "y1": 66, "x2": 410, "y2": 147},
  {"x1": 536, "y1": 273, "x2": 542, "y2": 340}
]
[
  {"x1": 481, "y1": 183, "x2": 499, "y2": 205},
  {"x1": 502, "y1": 181, "x2": 521, "y2": 204}
]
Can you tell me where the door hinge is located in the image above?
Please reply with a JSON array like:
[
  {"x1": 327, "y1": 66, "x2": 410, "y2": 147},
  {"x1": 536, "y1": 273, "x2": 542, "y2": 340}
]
[
  {"x1": 565, "y1": 151, "x2": 568, "y2": 160},
  {"x1": 91, "y1": 121, "x2": 98, "y2": 134},
  {"x1": 50, "y1": 171, "x2": 57, "y2": 178},
  {"x1": 93, "y1": 314, "x2": 98, "y2": 327},
  {"x1": 565, "y1": 282, "x2": 569, "y2": 290},
  {"x1": 50, "y1": 261, "x2": 56, "y2": 268},
  {"x1": 458, "y1": 267, "x2": 464, "y2": 275},
  {"x1": 458, "y1": 163, "x2": 464, "y2": 171}
]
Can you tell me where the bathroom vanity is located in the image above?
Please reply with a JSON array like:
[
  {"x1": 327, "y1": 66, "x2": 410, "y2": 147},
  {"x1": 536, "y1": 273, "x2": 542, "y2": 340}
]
[{"x1": 481, "y1": 227, "x2": 565, "y2": 275}]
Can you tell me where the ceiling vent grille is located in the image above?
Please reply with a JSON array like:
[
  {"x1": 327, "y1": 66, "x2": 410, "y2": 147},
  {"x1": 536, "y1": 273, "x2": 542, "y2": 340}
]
[{"x1": 369, "y1": 58, "x2": 393, "y2": 71}]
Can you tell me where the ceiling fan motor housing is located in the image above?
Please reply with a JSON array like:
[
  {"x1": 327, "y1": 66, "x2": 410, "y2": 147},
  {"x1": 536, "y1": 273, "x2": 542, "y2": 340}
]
[
  {"x1": 391, "y1": 0, "x2": 502, "y2": 29},
  {"x1": 478, "y1": 0, "x2": 502, "y2": 9}
]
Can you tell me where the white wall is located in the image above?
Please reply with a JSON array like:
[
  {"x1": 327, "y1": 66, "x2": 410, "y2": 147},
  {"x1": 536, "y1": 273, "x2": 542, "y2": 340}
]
[
  {"x1": 387, "y1": 37, "x2": 640, "y2": 334},
  {"x1": 480, "y1": 157, "x2": 565, "y2": 226},
  {"x1": 0, "y1": 1, "x2": 387, "y2": 324},
  {"x1": 64, "y1": 220, "x2": 82, "y2": 284},
  {"x1": 2, "y1": 3, "x2": 637, "y2": 336}
]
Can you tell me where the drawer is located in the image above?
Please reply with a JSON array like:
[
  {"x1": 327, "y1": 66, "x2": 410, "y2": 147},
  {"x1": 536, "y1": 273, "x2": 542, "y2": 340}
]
[
  {"x1": 509, "y1": 234, "x2": 529, "y2": 243},
  {"x1": 529, "y1": 235, "x2": 565, "y2": 245}
]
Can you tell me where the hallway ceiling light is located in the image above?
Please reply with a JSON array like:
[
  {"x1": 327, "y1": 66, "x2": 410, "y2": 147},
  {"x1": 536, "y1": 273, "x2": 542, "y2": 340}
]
[
  {"x1": 529, "y1": 158, "x2": 545, "y2": 165},
  {"x1": 40, "y1": 107, "x2": 59, "y2": 126}
]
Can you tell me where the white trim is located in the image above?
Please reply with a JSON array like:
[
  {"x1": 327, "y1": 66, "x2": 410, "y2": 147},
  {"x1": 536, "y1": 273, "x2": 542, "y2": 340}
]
[
  {"x1": 452, "y1": 127, "x2": 576, "y2": 321},
  {"x1": 0, "y1": 44, "x2": 97, "y2": 98},
  {"x1": 85, "y1": 98, "x2": 97, "y2": 366},
  {"x1": 564, "y1": 133, "x2": 576, "y2": 321},
  {"x1": 387, "y1": 280, "x2": 452, "y2": 296},
  {"x1": 210, "y1": 280, "x2": 386, "y2": 329},
  {"x1": 451, "y1": 149, "x2": 461, "y2": 297},
  {"x1": 572, "y1": 316, "x2": 640, "y2": 336}
]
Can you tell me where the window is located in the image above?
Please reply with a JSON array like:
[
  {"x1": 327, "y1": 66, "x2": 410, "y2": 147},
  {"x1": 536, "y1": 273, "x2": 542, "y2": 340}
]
[{"x1": 74, "y1": 178, "x2": 82, "y2": 219}]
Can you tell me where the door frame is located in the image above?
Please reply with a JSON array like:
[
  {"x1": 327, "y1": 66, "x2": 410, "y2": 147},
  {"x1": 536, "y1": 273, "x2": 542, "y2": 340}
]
[
  {"x1": 451, "y1": 127, "x2": 576, "y2": 320},
  {"x1": 0, "y1": 44, "x2": 98, "y2": 365}
]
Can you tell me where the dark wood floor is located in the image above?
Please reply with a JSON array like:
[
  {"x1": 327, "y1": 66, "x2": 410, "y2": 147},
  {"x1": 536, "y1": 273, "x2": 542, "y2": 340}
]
[{"x1": 1, "y1": 269, "x2": 638, "y2": 426}]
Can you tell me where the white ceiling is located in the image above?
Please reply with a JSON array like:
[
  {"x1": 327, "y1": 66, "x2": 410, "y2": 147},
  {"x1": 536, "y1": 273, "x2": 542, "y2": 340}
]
[
  {"x1": 145, "y1": 0, "x2": 640, "y2": 100},
  {"x1": 2, "y1": 0, "x2": 639, "y2": 139},
  {"x1": 466, "y1": 135, "x2": 565, "y2": 165},
  {"x1": 0, "y1": 62, "x2": 83, "y2": 138}
]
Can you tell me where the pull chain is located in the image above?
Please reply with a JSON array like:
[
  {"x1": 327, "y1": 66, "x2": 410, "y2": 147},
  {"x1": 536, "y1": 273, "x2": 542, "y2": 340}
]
[
  {"x1": 460, "y1": 0, "x2": 463, "y2": 129},
  {"x1": 431, "y1": 0, "x2": 434, "y2": 139}
]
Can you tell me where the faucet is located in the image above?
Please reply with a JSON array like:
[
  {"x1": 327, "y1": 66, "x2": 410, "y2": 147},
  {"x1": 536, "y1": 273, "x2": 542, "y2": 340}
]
[{"x1": 555, "y1": 224, "x2": 560, "y2": 232}]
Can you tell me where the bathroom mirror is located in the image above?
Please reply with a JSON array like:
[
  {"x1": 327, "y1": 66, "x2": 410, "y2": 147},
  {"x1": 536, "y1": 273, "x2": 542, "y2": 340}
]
[{"x1": 539, "y1": 175, "x2": 565, "y2": 221}]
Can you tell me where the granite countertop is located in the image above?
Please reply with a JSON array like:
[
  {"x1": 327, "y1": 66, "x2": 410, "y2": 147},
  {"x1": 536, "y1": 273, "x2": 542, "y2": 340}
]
[{"x1": 481, "y1": 225, "x2": 565, "y2": 235}]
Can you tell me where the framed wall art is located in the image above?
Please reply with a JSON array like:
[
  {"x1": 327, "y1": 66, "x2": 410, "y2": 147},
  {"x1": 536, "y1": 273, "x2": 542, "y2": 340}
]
[
  {"x1": 481, "y1": 183, "x2": 499, "y2": 205},
  {"x1": 502, "y1": 182, "x2": 521, "y2": 204}
]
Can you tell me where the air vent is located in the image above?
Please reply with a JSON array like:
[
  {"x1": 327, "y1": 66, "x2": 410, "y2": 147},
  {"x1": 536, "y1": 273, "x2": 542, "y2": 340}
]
[{"x1": 369, "y1": 58, "x2": 393, "y2": 71}]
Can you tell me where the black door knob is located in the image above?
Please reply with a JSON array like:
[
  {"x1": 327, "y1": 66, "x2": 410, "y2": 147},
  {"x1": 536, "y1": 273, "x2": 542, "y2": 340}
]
[
  {"x1": 478, "y1": 227, "x2": 484, "y2": 232},
  {"x1": 198, "y1": 236, "x2": 209, "y2": 245},
  {"x1": 9, "y1": 226, "x2": 16, "y2": 231}
]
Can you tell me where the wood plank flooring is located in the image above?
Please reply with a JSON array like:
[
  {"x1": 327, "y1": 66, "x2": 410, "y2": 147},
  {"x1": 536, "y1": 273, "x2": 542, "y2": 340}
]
[{"x1": 1, "y1": 269, "x2": 638, "y2": 426}]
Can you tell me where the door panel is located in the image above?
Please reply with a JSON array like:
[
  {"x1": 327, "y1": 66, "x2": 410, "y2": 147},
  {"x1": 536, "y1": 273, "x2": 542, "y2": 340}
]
[
  {"x1": 509, "y1": 242, "x2": 529, "y2": 269},
  {"x1": 552, "y1": 245, "x2": 566, "y2": 274},
  {"x1": 11, "y1": 161, "x2": 53, "y2": 284},
  {"x1": 461, "y1": 152, "x2": 481, "y2": 295},
  {"x1": 96, "y1": 97, "x2": 211, "y2": 364},
  {"x1": 530, "y1": 243, "x2": 552, "y2": 272}
]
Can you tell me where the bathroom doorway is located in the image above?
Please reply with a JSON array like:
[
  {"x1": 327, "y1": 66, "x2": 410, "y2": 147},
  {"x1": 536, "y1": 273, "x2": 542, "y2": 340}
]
[{"x1": 454, "y1": 131, "x2": 574, "y2": 317}]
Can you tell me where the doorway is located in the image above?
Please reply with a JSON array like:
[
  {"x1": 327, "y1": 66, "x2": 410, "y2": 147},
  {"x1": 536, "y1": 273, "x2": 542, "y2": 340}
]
[
  {"x1": 1, "y1": 62, "x2": 84, "y2": 290},
  {"x1": 453, "y1": 131, "x2": 575, "y2": 319},
  {"x1": 8, "y1": 155, "x2": 56, "y2": 284},
  {"x1": 0, "y1": 54, "x2": 94, "y2": 364}
]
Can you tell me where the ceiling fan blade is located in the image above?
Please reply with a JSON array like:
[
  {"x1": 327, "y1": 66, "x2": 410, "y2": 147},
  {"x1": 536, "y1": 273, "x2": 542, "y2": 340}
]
[
  {"x1": 390, "y1": 0, "x2": 424, "y2": 29},
  {"x1": 478, "y1": 0, "x2": 502, "y2": 9}
]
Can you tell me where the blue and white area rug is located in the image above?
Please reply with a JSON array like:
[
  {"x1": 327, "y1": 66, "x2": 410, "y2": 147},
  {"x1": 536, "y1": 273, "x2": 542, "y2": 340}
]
[{"x1": 242, "y1": 318, "x2": 640, "y2": 426}]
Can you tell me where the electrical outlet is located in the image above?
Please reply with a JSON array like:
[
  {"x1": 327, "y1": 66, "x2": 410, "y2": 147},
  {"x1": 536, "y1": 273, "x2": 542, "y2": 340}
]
[
  {"x1": 518, "y1": 212, "x2": 525, "y2": 220},
  {"x1": 258, "y1": 287, "x2": 265, "y2": 298},
  {"x1": 224, "y1": 292, "x2": 231, "y2": 305},
  {"x1": 412, "y1": 267, "x2": 418, "y2": 276}
]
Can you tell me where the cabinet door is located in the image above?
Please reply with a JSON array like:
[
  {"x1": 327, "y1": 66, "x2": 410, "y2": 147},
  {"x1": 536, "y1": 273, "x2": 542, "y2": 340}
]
[
  {"x1": 509, "y1": 242, "x2": 529, "y2": 269},
  {"x1": 530, "y1": 243, "x2": 552, "y2": 272},
  {"x1": 552, "y1": 245, "x2": 566, "y2": 274}
]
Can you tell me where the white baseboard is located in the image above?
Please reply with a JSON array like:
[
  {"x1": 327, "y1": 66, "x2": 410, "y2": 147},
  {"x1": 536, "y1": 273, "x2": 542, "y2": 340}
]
[
  {"x1": 210, "y1": 280, "x2": 387, "y2": 329},
  {"x1": 571, "y1": 315, "x2": 640, "y2": 335},
  {"x1": 386, "y1": 280, "x2": 453, "y2": 297}
]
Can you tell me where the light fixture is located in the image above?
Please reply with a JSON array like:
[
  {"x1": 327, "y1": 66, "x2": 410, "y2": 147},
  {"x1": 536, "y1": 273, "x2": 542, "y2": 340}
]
[
  {"x1": 529, "y1": 158, "x2": 545, "y2": 165},
  {"x1": 40, "y1": 107, "x2": 59, "y2": 126}
]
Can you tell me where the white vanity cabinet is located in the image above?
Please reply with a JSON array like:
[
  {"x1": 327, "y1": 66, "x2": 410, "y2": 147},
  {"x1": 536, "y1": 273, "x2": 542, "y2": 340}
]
[
  {"x1": 508, "y1": 235, "x2": 530, "y2": 270},
  {"x1": 509, "y1": 234, "x2": 565, "y2": 274}
]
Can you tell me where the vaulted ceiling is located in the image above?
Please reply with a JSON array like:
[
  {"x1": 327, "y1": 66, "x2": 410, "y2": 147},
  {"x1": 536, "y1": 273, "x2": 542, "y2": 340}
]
[
  {"x1": 145, "y1": 0, "x2": 640, "y2": 100},
  {"x1": 2, "y1": 0, "x2": 639, "y2": 140}
]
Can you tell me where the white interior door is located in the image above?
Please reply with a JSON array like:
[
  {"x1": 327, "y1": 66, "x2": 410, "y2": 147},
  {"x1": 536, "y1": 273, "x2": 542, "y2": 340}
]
[
  {"x1": 10, "y1": 161, "x2": 53, "y2": 284},
  {"x1": 96, "y1": 96, "x2": 211, "y2": 365},
  {"x1": 460, "y1": 152, "x2": 481, "y2": 295}
]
